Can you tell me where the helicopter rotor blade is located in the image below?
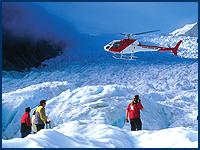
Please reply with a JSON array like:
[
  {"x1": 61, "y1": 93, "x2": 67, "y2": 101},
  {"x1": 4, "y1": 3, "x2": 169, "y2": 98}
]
[
  {"x1": 131, "y1": 30, "x2": 160, "y2": 36},
  {"x1": 120, "y1": 33, "x2": 127, "y2": 36}
]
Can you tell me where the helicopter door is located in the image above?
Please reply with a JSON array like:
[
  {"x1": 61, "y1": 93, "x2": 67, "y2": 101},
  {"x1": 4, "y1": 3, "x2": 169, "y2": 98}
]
[{"x1": 131, "y1": 40, "x2": 140, "y2": 52}]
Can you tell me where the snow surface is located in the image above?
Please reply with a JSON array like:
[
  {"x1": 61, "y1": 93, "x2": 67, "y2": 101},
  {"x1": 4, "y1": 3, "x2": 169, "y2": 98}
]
[
  {"x1": 2, "y1": 123, "x2": 198, "y2": 148},
  {"x1": 2, "y1": 32, "x2": 198, "y2": 148},
  {"x1": 169, "y1": 23, "x2": 197, "y2": 37}
]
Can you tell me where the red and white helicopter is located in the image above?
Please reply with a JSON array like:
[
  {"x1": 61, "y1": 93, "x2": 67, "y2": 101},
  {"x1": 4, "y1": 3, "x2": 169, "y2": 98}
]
[{"x1": 104, "y1": 30, "x2": 182, "y2": 60}]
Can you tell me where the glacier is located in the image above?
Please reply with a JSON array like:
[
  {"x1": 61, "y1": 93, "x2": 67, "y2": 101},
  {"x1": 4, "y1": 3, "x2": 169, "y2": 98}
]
[{"x1": 2, "y1": 32, "x2": 198, "y2": 148}]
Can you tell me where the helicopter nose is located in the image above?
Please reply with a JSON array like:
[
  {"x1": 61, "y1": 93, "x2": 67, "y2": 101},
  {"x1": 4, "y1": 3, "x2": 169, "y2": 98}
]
[{"x1": 104, "y1": 44, "x2": 110, "y2": 51}]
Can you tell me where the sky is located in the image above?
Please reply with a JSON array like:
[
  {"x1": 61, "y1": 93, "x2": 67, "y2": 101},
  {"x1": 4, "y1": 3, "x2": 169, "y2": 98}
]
[{"x1": 35, "y1": 2, "x2": 197, "y2": 35}]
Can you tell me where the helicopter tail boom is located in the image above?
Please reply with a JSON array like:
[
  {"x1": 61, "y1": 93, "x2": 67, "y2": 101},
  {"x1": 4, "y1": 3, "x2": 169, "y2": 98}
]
[{"x1": 159, "y1": 40, "x2": 182, "y2": 55}]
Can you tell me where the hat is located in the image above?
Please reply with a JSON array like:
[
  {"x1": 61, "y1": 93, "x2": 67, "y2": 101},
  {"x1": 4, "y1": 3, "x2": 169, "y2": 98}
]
[
  {"x1": 25, "y1": 107, "x2": 31, "y2": 112},
  {"x1": 134, "y1": 95, "x2": 139, "y2": 99},
  {"x1": 40, "y1": 100, "x2": 46, "y2": 105}
]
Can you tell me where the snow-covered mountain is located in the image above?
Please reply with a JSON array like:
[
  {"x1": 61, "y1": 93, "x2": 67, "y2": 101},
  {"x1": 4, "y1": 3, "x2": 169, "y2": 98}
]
[
  {"x1": 2, "y1": 29, "x2": 198, "y2": 148},
  {"x1": 170, "y1": 23, "x2": 198, "y2": 37}
]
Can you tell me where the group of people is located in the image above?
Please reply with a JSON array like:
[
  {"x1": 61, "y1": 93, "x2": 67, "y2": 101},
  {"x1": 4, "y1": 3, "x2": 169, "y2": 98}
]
[
  {"x1": 20, "y1": 100, "x2": 50, "y2": 138},
  {"x1": 20, "y1": 95, "x2": 144, "y2": 138}
]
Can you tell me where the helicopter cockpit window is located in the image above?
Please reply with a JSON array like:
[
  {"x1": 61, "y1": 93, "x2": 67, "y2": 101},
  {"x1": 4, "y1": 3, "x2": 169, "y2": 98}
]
[{"x1": 112, "y1": 42, "x2": 121, "y2": 48}]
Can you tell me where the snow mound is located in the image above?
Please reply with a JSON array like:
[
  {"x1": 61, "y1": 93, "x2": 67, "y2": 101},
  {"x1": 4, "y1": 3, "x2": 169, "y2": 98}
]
[
  {"x1": 2, "y1": 80, "x2": 198, "y2": 141},
  {"x1": 170, "y1": 23, "x2": 197, "y2": 37},
  {"x1": 2, "y1": 81, "x2": 70, "y2": 139},
  {"x1": 128, "y1": 127, "x2": 198, "y2": 148},
  {"x1": 2, "y1": 122, "x2": 197, "y2": 148}
]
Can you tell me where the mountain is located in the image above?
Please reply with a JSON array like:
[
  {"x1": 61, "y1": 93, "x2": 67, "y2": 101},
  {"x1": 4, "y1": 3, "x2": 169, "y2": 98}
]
[
  {"x1": 169, "y1": 23, "x2": 198, "y2": 37},
  {"x1": 184, "y1": 23, "x2": 198, "y2": 37}
]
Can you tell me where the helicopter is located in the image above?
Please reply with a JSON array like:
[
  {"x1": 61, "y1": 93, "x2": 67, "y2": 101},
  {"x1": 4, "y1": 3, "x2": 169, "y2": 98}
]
[{"x1": 104, "y1": 30, "x2": 182, "y2": 60}]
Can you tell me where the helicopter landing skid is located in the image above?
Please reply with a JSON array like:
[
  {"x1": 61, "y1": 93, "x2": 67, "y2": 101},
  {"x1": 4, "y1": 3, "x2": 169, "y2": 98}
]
[{"x1": 112, "y1": 53, "x2": 137, "y2": 60}]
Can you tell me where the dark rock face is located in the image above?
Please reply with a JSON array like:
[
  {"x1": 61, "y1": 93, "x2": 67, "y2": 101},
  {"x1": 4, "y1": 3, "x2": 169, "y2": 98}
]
[
  {"x1": 3, "y1": 30, "x2": 64, "y2": 71},
  {"x1": 2, "y1": 2, "x2": 76, "y2": 71}
]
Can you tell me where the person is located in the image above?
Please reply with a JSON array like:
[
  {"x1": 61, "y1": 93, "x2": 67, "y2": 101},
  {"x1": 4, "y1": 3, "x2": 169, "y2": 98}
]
[
  {"x1": 126, "y1": 95, "x2": 144, "y2": 131},
  {"x1": 35, "y1": 100, "x2": 49, "y2": 132},
  {"x1": 31, "y1": 111, "x2": 37, "y2": 134},
  {"x1": 20, "y1": 107, "x2": 31, "y2": 138}
]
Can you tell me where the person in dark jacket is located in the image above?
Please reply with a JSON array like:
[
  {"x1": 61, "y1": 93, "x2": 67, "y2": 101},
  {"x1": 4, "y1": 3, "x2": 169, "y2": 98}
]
[
  {"x1": 35, "y1": 100, "x2": 48, "y2": 132},
  {"x1": 126, "y1": 95, "x2": 144, "y2": 131},
  {"x1": 20, "y1": 107, "x2": 31, "y2": 138}
]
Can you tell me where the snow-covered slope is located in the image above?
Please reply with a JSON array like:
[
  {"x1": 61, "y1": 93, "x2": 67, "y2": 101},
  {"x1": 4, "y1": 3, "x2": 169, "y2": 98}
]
[
  {"x1": 185, "y1": 23, "x2": 198, "y2": 37},
  {"x1": 170, "y1": 23, "x2": 198, "y2": 37},
  {"x1": 2, "y1": 31, "x2": 198, "y2": 147},
  {"x1": 2, "y1": 123, "x2": 197, "y2": 148}
]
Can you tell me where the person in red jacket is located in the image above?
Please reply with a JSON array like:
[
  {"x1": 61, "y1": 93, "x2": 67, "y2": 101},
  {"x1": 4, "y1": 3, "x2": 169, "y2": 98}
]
[
  {"x1": 126, "y1": 95, "x2": 144, "y2": 131},
  {"x1": 20, "y1": 107, "x2": 31, "y2": 138}
]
